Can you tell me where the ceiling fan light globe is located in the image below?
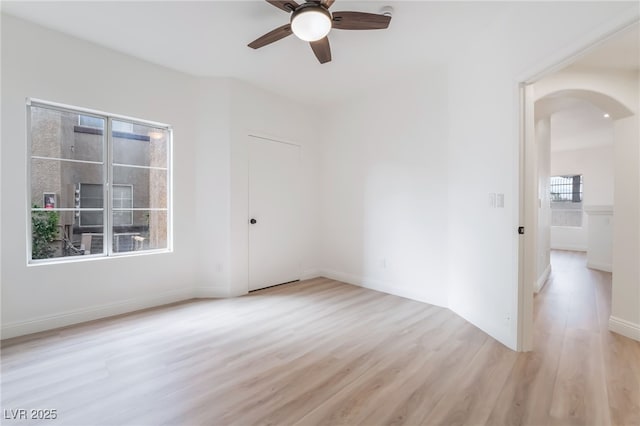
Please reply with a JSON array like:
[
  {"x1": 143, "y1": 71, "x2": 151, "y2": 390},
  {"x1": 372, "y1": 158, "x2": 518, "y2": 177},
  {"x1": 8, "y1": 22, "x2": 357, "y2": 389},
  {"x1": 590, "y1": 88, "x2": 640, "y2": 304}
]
[{"x1": 291, "y1": 8, "x2": 332, "y2": 42}]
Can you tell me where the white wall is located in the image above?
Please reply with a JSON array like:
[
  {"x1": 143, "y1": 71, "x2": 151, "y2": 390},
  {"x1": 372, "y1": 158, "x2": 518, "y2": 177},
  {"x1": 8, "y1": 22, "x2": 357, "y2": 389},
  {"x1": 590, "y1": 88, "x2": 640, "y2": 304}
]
[
  {"x1": 319, "y1": 70, "x2": 449, "y2": 307},
  {"x1": 193, "y1": 78, "x2": 232, "y2": 297},
  {"x1": 1, "y1": 14, "x2": 200, "y2": 337},
  {"x1": 584, "y1": 205, "x2": 614, "y2": 272},
  {"x1": 550, "y1": 145, "x2": 614, "y2": 251},
  {"x1": 611, "y1": 112, "x2": 640, "y2": 339},
  {"x1": 536, "y1": 118, "x2": 551, "y2": 292}
]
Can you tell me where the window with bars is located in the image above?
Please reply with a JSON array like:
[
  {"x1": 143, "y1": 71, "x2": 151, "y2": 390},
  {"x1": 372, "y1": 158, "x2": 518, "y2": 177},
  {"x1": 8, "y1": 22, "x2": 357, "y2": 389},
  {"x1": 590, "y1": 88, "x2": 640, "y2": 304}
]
[
  {"x1": 550, "y1": 175, "x2": 583, "y2": 227},
  {"x1": 28, "y1": 100, "x2": 172, "y2": 262},
  {"x1": 550, "y1": 175, "x2": 583, "y2": 202}
]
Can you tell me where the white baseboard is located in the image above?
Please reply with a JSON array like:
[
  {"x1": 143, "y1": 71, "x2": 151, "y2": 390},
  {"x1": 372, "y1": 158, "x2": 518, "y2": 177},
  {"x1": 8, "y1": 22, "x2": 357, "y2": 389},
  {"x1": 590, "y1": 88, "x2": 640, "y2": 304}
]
[
  {"x1": 534, "y1": 264, "x2": 552, "y2": 293},
  {"x1": 550, "y1": 245, "x2": 587, "y2": 252},
  {"x1": 300, "y1": 269, "x2": 321, "y2": 280},
  {"x1": 1, "y1": 288, "x2": 193, "y2": 340},
  {"x1": 319, "y1": 269, "x2": 445, "y2": 308},
  {"x1": 193, "y1": 286, "x2": 228, "y2": 298},
  {"x1": 586, "y1": 261, "x2": 612, "y2": 273},
  {"x1": 609, "y1": 316, "x2": 640, "y2": 341}
]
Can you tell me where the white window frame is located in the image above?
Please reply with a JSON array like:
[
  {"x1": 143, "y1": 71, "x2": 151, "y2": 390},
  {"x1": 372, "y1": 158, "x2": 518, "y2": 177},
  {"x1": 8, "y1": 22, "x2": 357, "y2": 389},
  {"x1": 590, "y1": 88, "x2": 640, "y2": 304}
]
[{"x1": 27, "y1": 98, "x2": 173, "y2": 264}]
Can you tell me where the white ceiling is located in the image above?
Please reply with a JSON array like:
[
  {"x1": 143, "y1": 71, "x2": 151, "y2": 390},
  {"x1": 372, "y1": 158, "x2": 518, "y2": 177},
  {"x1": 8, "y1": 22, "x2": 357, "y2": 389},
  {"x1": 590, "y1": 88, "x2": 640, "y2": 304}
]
[{"x1": 2, "y1": 1, "x2": 510, "y2": 106}]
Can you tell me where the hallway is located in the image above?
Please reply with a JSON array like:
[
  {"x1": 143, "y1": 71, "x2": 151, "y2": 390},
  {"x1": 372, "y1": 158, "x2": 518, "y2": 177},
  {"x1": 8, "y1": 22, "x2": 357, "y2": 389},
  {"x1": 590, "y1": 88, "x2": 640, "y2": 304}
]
[{"x1": 490, "y1": 250, "x2": 640, "y2": 425}]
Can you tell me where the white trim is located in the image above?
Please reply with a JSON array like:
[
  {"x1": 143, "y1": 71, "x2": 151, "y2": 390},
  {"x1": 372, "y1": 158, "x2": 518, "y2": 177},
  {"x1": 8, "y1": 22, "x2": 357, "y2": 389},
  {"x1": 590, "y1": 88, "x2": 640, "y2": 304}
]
[
  {"x1": 550, "y1": 244, "x2": 587, "y2": 252},
  {"x1": 300, "y1": 269, "x2": 321, "y2": 280},
  {"x1": 0, "y1": 288, "x2": 193, "y2": 340},
  {"x1": 608, "y1": 316, "x2": 640, "y2": 342},
  {"x1": 112, "y1": 208, "x2": 168, "y2": 211},
  {"x1": 587, "y1": 262, "x2": 612, "y2": 273},
  {"x1": 319, "y1": 269, "x2": 446, "y2": 308},
  {"x1": 28, "y1": 98, "x2": 171, "y2": 129},
  {"x1": 113, "y1": 163, "x2": 168, "y2": 171},
  {"x1": 31, "y1": 156, "x2": 104, "y2": 165},
  {"x1": 193, "y1": 286, "x2": 228, "y2": 298},
  {"x1": 583, "y1": 205, "x2": 614, "y2": 215},
  {"x1": 535, "y1": 264, "x2": 552, "y2": 293},
  {"x1": 248, "y1": 132, "x2": 301, "y2": 148}
]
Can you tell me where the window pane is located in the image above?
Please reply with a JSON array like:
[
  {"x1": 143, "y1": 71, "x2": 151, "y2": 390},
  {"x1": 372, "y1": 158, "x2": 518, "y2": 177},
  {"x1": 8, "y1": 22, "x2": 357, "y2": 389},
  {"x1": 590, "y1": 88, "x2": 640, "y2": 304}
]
[
  {"x1": 112, "y1": 121, "x2": 168, "y2": 168},
  {"x1": 112, "y1": 120, "x2": 133, "y2": 133},
  {"x1": 113, "y1": 184, "x2": 133, "y2": 226},
  {"x1": 78, "y1": 183, "x2": 104, "y2": 227},
  {"x1": 31, "y1": 209, "x2": 105, "y2": 259},
  {"x1": 550, "y1": 175, "x2": 582, "y2": 202},
  {"x1": 32, "y1": 107, "x2": 104, "y2": 162},
  {"x1": 113, "y1": 210, "x2": 167, "y2": 253},
  {"x1": 113, "y1": 166, "x2": 167, "y2": 208},
  {"x1": 31, "y1": 159, "x2": 103, "y2": 209}
]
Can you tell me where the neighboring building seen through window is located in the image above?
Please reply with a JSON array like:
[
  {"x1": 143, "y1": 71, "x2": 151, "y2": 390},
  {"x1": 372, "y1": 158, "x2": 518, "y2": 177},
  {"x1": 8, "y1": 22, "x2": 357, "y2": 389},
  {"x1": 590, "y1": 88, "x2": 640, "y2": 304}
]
[
  {"x1": 29, "y1": 100, "x2": 171, "y2": 262},
  {"x1": 550, "y1": 175, "x2": 583, "y2": 227}
]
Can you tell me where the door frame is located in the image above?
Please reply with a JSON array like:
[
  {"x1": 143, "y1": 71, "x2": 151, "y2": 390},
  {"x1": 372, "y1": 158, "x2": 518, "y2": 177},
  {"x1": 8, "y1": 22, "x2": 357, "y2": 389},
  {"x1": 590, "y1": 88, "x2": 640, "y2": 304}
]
[
  {"x1": 230, "y1": 131, "x2": 302, "y2": 297},
  {"x1": 515, "y1": 14, "x2": 639, "y2": 351}
]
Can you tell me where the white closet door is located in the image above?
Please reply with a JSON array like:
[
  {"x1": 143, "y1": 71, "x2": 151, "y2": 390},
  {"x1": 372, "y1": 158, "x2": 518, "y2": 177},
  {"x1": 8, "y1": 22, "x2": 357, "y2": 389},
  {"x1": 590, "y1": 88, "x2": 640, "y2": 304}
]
[{"x1": 248, "y1": 136, "x2": 301, "y2": 291}]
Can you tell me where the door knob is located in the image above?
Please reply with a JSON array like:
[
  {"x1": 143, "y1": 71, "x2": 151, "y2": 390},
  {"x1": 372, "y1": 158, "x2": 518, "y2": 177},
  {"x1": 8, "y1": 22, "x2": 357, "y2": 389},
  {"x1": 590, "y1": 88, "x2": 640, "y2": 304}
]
[{"x1": 250, "y1": 218, "x2": 257, "y2": 224}]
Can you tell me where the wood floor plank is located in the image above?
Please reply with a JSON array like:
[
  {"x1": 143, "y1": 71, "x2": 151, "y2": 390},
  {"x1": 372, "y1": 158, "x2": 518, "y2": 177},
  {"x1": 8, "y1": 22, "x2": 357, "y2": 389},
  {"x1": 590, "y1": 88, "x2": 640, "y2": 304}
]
[{"x1": 1, "y1": 250, "x2": 638, "y2": 426}]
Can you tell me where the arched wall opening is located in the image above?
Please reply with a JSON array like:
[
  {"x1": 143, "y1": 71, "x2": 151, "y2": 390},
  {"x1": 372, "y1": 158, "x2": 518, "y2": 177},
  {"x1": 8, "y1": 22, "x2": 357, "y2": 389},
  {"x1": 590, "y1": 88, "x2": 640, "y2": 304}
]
[{"x1": 530, "y1": 82, "x2": 640, "y2": 343}]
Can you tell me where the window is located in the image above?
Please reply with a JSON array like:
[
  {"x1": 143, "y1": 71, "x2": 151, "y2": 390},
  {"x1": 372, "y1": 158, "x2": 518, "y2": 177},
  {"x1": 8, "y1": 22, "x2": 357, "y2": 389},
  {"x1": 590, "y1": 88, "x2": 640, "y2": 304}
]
[
  {"x1": 28, "y1": 99, "x2": 172, "y2": 263},
  {"x1": 550, "y1": 175, "x2": 583, "y2": 227}
]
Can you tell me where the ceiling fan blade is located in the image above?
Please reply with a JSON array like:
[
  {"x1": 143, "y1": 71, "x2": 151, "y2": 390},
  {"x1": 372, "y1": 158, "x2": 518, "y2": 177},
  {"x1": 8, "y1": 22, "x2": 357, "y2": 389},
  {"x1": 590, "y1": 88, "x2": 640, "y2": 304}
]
[
  {"x1": 321, "y1": 0, "x2": 335, "y2": 8},
  {"x1": 310, "y1": 37, "x2": 332, "y2": 64},
  {"x1": 332, "y1": 11, "x2": 391, "y2": 30},
  {"x1": 248, "y1": 24, "x2": 293, "y2": 49},
  {"x1": 266, "y1": 0, "x2": 299, "y2": 13}
]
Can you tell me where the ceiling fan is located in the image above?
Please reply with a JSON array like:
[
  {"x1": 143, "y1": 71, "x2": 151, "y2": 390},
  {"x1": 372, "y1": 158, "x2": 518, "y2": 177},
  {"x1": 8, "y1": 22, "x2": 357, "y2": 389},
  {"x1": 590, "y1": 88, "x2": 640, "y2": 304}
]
[{"x1": 248, "y1": 0, "x2": 392, "y2": 64}]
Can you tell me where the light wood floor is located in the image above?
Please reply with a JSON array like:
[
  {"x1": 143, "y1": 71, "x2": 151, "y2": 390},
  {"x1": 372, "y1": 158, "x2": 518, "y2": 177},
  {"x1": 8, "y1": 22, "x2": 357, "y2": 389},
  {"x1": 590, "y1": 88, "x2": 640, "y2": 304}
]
[{"x1": 1, "y1": 250, "x2": 639, "y2": 425}]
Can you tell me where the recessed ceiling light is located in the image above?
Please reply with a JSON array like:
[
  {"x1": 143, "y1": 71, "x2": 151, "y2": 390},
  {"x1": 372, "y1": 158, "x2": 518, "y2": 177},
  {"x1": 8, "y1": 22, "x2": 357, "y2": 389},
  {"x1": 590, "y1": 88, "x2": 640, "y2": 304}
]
[{"x1": 603, "y1": 113, "x2": 610, "y2": 118}]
